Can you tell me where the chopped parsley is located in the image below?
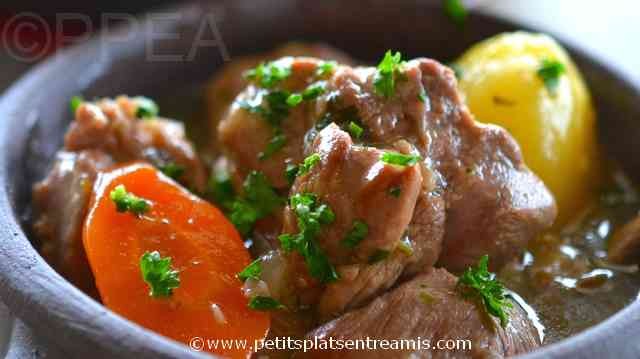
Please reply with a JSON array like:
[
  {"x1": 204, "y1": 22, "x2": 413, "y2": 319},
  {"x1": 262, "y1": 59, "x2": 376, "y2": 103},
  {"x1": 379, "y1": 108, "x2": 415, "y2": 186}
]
[
  {"x1": 248, "y1": 296, "x2": 286, "y2": 311},
  {"x1": 244, "y1": 61, "x2": 292, "y2": 88},
  {"x1": 286, "y1": 93, "x2": 303, "y2": 107},
  {"x1": 457, "y1": 255, "x2": 512, "y2": 327},
  {"x1": 158, "y1": 162, "x2": 184, "y2": 180},
  {"x1": 70, "y1": 95, "x2": 83, "y2": 113},
  {"x1": 237, "y1": 258, "x2": 262, "y2": 282},
  {"x1": 206, "y1": 169, "x2": 235, "y2": 209},
  {"x1": 374, "y1": 50, "x2": 405, "y2": 98},
  {"x1": 537, "y1": 59, "x2": 566, "y2": 95},
  {"x1": 301, "y1": 83, "x2": 326, "y2": 101},
  {"x1": 418, "y1": 86, "x2": 428, "y2": 103},
  {"x1": 443, "y1": 0, "x2": 468, "y2": 26},
  {"x1": 133, "y1": 96, "x2": 159, "y2": 118},
  {"x1": 347, "y1": 121, "x2": 364, "y2": 139},
  {"x1": 278, "y1": 193, "x2": 338, "y2": 283},
  {"x1": 258, "y1": 132, "x2": 287, "y2": 160},
  {"x1": 368, "y1": 249, "x2": 390, "y2": 264},
  {"x1": 229, "y1": 171, "x2": 284, "y2": 235},
  {"x1": 285, "y1": 163, "x2": 299, "y2": 185},
  {"x1": 110, "y1": 184, "x2": 151, "y2": 216},
  {"x1": 380, "y1": 151, "x2": 421, "y2": 166},
  {"x1": 298, "y1": 153, "x2": 321, "y2": 176},
  {"x1": 342, "y1": 220, "x2": 369, "y2": 248},
  {"x1": 140, "y1": 251, "x2": 180, "y2": 298},
  {"x1": 240, "y1": 90, "x2": 292, "y2": 127},
  {"x1": 388, "y1": 186, "x2": 402, "y2": 197},
  {"x1": 316, "y1": 61, "x2": 337, "y2": 77}
]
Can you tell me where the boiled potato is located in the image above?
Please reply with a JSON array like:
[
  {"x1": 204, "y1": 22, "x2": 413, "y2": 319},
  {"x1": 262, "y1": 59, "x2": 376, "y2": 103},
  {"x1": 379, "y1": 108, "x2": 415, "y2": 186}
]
[{"x1": 455, "y1": 32, "x2": 601, "y2": 226}]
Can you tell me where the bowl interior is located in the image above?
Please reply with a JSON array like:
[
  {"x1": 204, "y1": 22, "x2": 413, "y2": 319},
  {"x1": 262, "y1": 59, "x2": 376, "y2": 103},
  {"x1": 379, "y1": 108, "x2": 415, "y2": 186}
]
[{"x1": 2, "y1": 1, "x2": 640, "y2": 358}]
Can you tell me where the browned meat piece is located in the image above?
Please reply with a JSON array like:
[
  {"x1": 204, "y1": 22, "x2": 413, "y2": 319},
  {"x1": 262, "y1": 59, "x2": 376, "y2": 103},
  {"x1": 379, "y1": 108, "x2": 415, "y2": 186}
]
[
  {"x1": 222, "y1": 55, "x2": 555, "y2": 275},
  {"x1": 282, "y1": 124, "x2": 435, "y2": 319},
  {"x1": 608, "y1": 214, "x2": 640, "y2": 264},
  {"x1": 326, "y1": 58, "x2": 556, "y2": 272},
  {"x1": 207, "y1": 42, "x2": 354, "y2": 133},
  {"x1": 303, "y1": 268, "x2": 541, "y2": 359},
  {"x1": 33, "y1": 96, "x2": 206, "y2": 294},
  {"x1": 66, "y1": 96, "x2": 206, "y2": 191},
  {"x1": 218, "y1": 57, "x2": 330, "y2": 189},
  {"x1": 32, "y1": 150, "x2": 113, "y2": 295}
]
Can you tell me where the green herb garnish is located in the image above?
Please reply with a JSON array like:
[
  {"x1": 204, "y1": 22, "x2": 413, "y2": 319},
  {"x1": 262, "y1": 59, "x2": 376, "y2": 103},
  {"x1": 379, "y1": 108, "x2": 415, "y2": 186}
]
[
  {"x1": 258, "y1": 132, "x2": 287, "y2": 160},
  {"x1": 110, "y1": 184, "x2": 151, "y2": 216},
  {"x1": 443, "y1": 0, "x2": 467, "y2": 26},
  {"x1": 285, "y1": 163, "x2": 299, "y2": 185},
  {"x1": 248, "y1": 296, "x2": 286, "y2": 311},
  {"x1": 537, "y1": 59, "x2": 566, "y2": 95},
  {"x1": 229, "y1": 171, "x2": 284, "y2": 235},
  {"x1": 140, "y1": 251, "x2": 180, "y2": 298},
  {"x1": 374, "y1": 50, "x2": 405, "y2": 98},
  {"x1": 298, "y1": 153, "x2": 321, "y2": 176},
  {"x1": 316, "y1": 61, "x2": 337, "y2": 77},
  {"x1": 70, "y1": 96, "x2": 83, "y2": 113},
  {"x1": 457, "y1": 255, "x2": 512, "y2": 327},
  {"x1": 237, "y1": 258, "x2": 262, "y2": 282},
  {"x1": 380, "y1": 151, "x2": 421, "y2": 166},
  {"x1": 397, "y1": 237, "x2": 413, "y2": 256},
  {"x1": 244, "y1": 61, "x2": 292, "y2": 89},
  {"x1": 418, "y1": 86, "x2": 428, "y2": 103},
  {"x1": 286, "y1": 93, "x2": 303, "y2": 107},
  {"x1": 301, "y1": 83, "x2": 326, "y2": 101},
  {"x1": 368, "y1": 249, "x2": 390, "y2": 264},
  {"x1": 158, "y1": 162, "x2": 185, "y2": 180},
  {"x1": 347, "y1": 121, "x2": 364, "y2": 139},
  {"x1": 133, "y1": 96, "x2": 159, "y2": 118},
  {"x1": 206, "y1": 169, "x2": 235, "y2": 209},
  {"x1": 278, "y1": 193, "x2": 338, "y2": 283},
  {"x1": 342, "y1": 220, "x2": 369, "y2": 248},
  {"x1": 388, "y1": 186, "x2": 402, "y2": 197}
]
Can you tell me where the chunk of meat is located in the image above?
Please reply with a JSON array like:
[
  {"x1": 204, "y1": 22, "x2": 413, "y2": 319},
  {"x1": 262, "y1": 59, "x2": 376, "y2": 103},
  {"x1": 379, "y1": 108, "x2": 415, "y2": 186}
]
[
  {"x1": 303, "y1": 268, "x2": 541, "y2": 359},
  {"x1": 326, "y1": 58, "x2": 556, "y2": 271},
  {"x1": 33, "y1": 96, "x2": 206, "y2": 293},
  {"x1": 207, "y1": 42, "x2": 354, "y2": 132},
  {"x1": 608, "y1": 214, "x2": 640, "y2": 264},
  {"x1": 282, "y1": 124, "x2": 440, "y2": 320},
  {"x1": 66, "y1": 96, "x2": 206, "y2": 191},
  {"x1": 218, "y1": 57, "x2": 330, "y2": 189},
  {"x1": 32, "y1": 150, "x2": 113, "y2": 295}
]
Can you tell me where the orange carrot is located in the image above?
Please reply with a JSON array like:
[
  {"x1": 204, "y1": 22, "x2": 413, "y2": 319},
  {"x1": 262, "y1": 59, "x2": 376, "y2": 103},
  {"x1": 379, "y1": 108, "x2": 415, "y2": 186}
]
[{"x1": 83, "y1": 162, "x2": 269, "y2": 358}]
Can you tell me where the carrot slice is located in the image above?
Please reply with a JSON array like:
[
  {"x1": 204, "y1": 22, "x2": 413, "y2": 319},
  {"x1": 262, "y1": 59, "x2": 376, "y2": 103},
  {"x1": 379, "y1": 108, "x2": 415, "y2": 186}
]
[{"x1": 83, "y1": 162, "x2": 269, "y2": 358}]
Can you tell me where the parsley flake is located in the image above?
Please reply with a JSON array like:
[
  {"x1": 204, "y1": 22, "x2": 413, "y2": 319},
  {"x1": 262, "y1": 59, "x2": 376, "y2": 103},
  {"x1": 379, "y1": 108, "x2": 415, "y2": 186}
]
[
  {"x1": 285, "y1": 163, "x2": 299, "y2": 185},
  {"x1": 380, "y1": 151, "x2": 421, "y2": 166},
  {"x1": 374, "y1": 50, "x2": 405, "y2": 98},
  {"x1": 278, "y1": 193, "x2": 338, "y2": 283},
  {"x1": 537, "y1": 59, "x2": 566, "y2": 95},
  {"x1": 316, "y1": 61, "x2": 337, "y2": 77},
  {"x1": 457, "y1": 255, "x2": 512, "y2": 327},
  {"x1": 206, "y1": 169, "x2": 235, "y2": 209},
  {"x1": 133, "y1": 96, "x2": 159, "y2": 118},
  {"x1": 258, "y1": 132, "x2": 287, "y2": 160},
  {"x1": 70, "y1": 95, "x2": 83, "y2": 113},
  {"x1": 368, "y1": 249, "x2": 390, "y2": 264},
  {"x1": 443, "y1": 0, "x2": 468, "y2": 26},
  {"x1": 140, "y1": 251, "x2": 180, "y2": 298},
  {"x1": 244, "y1": 61, "x2": 292, "y2": 89},
  {"x1": 237, "y1": 258, "x2": 262, "y2": 282},
  {"x1": 158, "y1": 162, "x2": 185, "y2": 180},
  {"x1": 229, "y1": 171, "x2": 284, "y2": 235},
  {"x1": 342, "y1": 220, "x2": 369, "y2": 248},
  {"x1": 347, "y1": 121, "x2": 364, "y2": 139},
  {"x1": 248, "y1": 296, "x2": 286, "y2": 311},
  {"x1": 298, "y1": 153, "x2": 321, "y2": 176},
  {"x1": 389, "y1": 186, "x2": 402, "y2": 197},
  {"x1": 110, "y1": 184, "x2": 151, "y2": 216}
]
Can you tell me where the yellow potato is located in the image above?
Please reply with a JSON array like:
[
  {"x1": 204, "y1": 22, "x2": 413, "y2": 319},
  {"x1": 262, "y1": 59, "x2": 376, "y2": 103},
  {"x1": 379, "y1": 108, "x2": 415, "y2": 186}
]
[{"x1": 455, "y1": 32, "x2": 601, "y2": 226}]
